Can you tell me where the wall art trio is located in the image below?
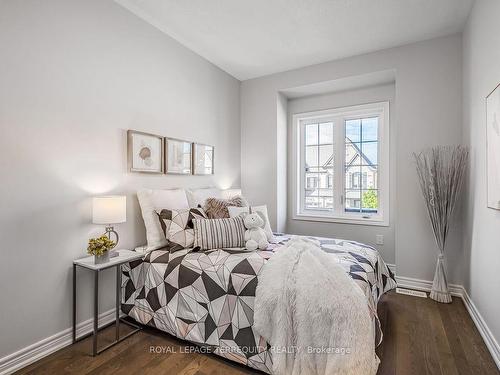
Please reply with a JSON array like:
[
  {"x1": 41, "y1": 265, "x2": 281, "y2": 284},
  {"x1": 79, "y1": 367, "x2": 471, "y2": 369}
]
[{"x1": 127, "y1": 130, "x2": 214, "y2": 175}]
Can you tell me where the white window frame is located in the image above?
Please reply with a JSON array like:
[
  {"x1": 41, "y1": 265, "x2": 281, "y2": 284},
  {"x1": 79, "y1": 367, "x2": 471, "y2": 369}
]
[{"x1": 292, "y1": 101, "x2": 390, "y2": 226}]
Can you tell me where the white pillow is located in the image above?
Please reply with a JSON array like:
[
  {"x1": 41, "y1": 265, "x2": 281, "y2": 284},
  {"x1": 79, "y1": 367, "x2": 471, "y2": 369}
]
[
  {"x1": 227, "y1": 206, "x2": 249, "y2": 218},
  {"x1": 137, "y1": 189, "x2": 189, "y2": 251},
  {"x1": 228, "y1": 204, "x2": 274, "y2": 242},
  {"x1": 222, "y1": 189, "x2": 242, "y2": 199},
  {"x1": 186, "y1": 188, "x2": 223, "y2": 208}
]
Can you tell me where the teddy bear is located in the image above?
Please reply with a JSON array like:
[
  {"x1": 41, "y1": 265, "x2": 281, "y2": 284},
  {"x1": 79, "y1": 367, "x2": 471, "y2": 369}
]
[{"x1": 243, "y1": 212, "x2": 270, "y2": 251}]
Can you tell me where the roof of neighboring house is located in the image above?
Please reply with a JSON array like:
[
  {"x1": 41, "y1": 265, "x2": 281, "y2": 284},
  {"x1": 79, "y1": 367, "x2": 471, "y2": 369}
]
[{"x1": 318, "y1": 137, "x2": 375, "y2": 170}]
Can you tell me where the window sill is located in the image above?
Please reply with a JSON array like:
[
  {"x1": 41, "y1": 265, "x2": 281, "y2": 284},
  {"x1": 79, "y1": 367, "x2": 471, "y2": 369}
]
[{"x1": 293, "y1": 213, "x2": 389, "y2": 227}]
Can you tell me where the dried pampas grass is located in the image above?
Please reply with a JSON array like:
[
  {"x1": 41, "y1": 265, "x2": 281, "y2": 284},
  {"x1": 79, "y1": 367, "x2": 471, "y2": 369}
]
[{"x1": 414, "y1": 146, "x2": 468, "y2": 303}]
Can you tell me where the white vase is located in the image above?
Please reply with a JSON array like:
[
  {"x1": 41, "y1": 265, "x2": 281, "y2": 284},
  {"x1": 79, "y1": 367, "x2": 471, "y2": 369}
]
[
  {"x1": 94, "y1": 251, "x2": 110, "y2": 265},
  {"x1": 429, "y1": 253, "x2": 452, "y2": 303}
]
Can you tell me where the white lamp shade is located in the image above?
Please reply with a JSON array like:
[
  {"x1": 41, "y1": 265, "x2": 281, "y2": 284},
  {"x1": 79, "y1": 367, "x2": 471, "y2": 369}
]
[{"x1": 92, "y1": 196, "x2": 126, "y2": 224}]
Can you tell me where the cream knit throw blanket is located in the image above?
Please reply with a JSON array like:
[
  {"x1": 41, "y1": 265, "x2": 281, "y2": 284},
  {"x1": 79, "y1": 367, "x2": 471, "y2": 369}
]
[{"x1": 254, "y1": 236, "x2": 379, "y2": 375}]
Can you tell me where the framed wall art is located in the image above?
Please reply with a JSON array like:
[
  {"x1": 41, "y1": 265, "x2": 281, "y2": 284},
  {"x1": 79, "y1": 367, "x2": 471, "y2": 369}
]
[
  {"x1": 165, "y1": 138, "x2": 192, "y2": 174},
  {"x1": 127, "y1": 130, "x2": 164, "y2": 173},
  {"x1": 487, "y1": 83, "x2": 500, "y2": 209},
  {"x1": 193, "y1": 143, "x2": 214, "y2": 175}
]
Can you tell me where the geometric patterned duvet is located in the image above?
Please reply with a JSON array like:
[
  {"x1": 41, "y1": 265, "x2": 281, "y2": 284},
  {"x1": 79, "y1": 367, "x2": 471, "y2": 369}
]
[{"x1": 121, "y1": 235, "x2": 396, "y2": 374}]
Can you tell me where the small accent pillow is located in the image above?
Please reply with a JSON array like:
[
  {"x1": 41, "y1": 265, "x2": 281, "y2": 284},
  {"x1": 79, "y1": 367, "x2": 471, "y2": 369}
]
[
  {"x1": 203, "y1": 196, "x2": 245, "y2": 219},
  {"x1": 193, "y1": 216, "x2": 246, "y2": 250},
  {"x1": 156, "y1": 208, "x2": 207, "y2": 252}
]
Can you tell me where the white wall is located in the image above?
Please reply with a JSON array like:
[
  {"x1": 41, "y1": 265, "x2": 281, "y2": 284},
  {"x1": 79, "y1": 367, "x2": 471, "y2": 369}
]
[
  {"x1": 286, "y1": 83, "x2": 396, "y2": 263},
  {"x1": 241, "y1": 34, "x2": 464, "y2": 283},
  {"x1": 0, "y1": 0, "x2": 240, "y2": 359},
  {"x1": 462, "y1": 0, "x2": 500, "y2": 355},
  {"x1": 276, "y1": 93, "x2": 288, "y2": 233}
]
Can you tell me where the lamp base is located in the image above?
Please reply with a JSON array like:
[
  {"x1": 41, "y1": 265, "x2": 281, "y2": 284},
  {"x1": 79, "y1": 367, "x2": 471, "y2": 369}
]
[{"x1": 104, "y1": 226, "x2": 119, "y2": 249}]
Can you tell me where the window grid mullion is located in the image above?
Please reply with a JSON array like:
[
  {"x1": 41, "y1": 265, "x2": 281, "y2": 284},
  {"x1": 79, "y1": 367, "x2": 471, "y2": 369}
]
[
  {"x1": 335, "y1": 117, "x2": 344, "y2": 216},
  {"x1": 317, "y1": 124, "x2": 320, "y2": 208}
]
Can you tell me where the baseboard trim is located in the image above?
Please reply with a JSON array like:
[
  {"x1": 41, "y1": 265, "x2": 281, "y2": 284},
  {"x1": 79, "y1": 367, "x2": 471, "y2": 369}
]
[
  {"x1": 0, "y1": 308, "x2": 117, "y2": 375},
  {"x1": 395, "y1": 275, "x2": 463, "y2": 297}
]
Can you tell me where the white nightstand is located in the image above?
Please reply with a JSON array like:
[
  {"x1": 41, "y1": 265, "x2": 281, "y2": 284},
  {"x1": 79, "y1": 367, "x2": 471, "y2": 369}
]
[{"x1": 72, "y1": 249, "x2": 144, "y2": 356}]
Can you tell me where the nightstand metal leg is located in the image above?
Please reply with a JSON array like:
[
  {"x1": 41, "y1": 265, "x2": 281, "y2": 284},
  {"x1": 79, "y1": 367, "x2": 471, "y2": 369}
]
[
  {"x1": 93, "y1": 270, "x2": 99, "y2": 357},
  {"x1": 72, "y1": 254, "x2": 142, "y2": 357},
  {"x1": 115, "y1": 264, "x2": 120, "y2": 342},
  {"x1": 72, "y1": 264, "x2": 76, "y2": 343}
]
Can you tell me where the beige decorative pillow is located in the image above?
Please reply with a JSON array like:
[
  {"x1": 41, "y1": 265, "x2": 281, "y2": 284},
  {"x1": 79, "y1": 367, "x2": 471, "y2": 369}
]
[{"x1": 203, "y1": 196, "x2": 245, "y2": 219}]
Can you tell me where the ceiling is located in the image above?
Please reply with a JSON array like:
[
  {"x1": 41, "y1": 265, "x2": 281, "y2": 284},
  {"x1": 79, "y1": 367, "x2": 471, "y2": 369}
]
[{"x1": 115, "y1": 0, "x2": 474, "y2": 81}]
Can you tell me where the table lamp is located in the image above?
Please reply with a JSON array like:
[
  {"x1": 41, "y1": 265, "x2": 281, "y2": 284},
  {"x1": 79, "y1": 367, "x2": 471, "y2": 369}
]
[{"x1": 92, "y1": 195, "x2": 126, "y2": 248}]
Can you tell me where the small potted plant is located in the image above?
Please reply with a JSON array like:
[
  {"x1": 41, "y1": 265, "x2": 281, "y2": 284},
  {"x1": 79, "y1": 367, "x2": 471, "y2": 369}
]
[{"x1": 87, "y1": 235, "x2": 116, "y2": 264}]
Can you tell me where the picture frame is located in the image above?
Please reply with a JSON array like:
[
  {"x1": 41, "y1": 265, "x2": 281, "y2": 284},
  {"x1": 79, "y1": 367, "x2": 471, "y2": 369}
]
[
  {"x1": 487, "y1": 82, "x2": 500, "y2": 209},
  {"x1": 127, "y1": 130, "x2": 164, "y2": 174},
  {"x1": 165, "y1": 138, "x2": 192, "y2": 174},
  {"x1": 193, "y1": 143, "x2": 214, "y2": 175}
]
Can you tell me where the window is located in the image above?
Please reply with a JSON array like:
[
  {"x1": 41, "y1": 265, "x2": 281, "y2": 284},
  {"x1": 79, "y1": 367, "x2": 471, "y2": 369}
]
[
  {"x1": 293, "y1": 102, "x2": 389, "y2": 226},
  {"x1": 350, "y1": 172, "x2": 361, "y2": 189}
]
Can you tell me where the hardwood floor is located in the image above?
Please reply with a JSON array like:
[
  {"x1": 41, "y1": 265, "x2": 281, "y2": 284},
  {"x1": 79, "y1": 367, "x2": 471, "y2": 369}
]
[
  {"x1": 376, "y1": 291, "x2": 499, "y2": 375},
  {"x1": 16, "y1": 291, "x2": 499, "y2": 375}
]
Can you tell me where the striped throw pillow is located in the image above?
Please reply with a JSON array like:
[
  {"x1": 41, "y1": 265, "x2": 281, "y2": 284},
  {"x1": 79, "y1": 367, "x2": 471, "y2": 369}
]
[{"x1": 193, "y1": 216, "x2": 246, "y2": 250}]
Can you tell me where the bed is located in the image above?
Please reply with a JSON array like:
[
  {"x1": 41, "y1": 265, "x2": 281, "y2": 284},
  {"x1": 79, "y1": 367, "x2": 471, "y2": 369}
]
[{"x1": 121, "y1": 235, "x2": 396, "y2": 374}]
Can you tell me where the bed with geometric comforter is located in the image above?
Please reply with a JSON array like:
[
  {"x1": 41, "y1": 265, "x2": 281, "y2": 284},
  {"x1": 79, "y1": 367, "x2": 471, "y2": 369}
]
[{"x1": 121, "y1": 235, "x2": 396, "y2": 374}]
